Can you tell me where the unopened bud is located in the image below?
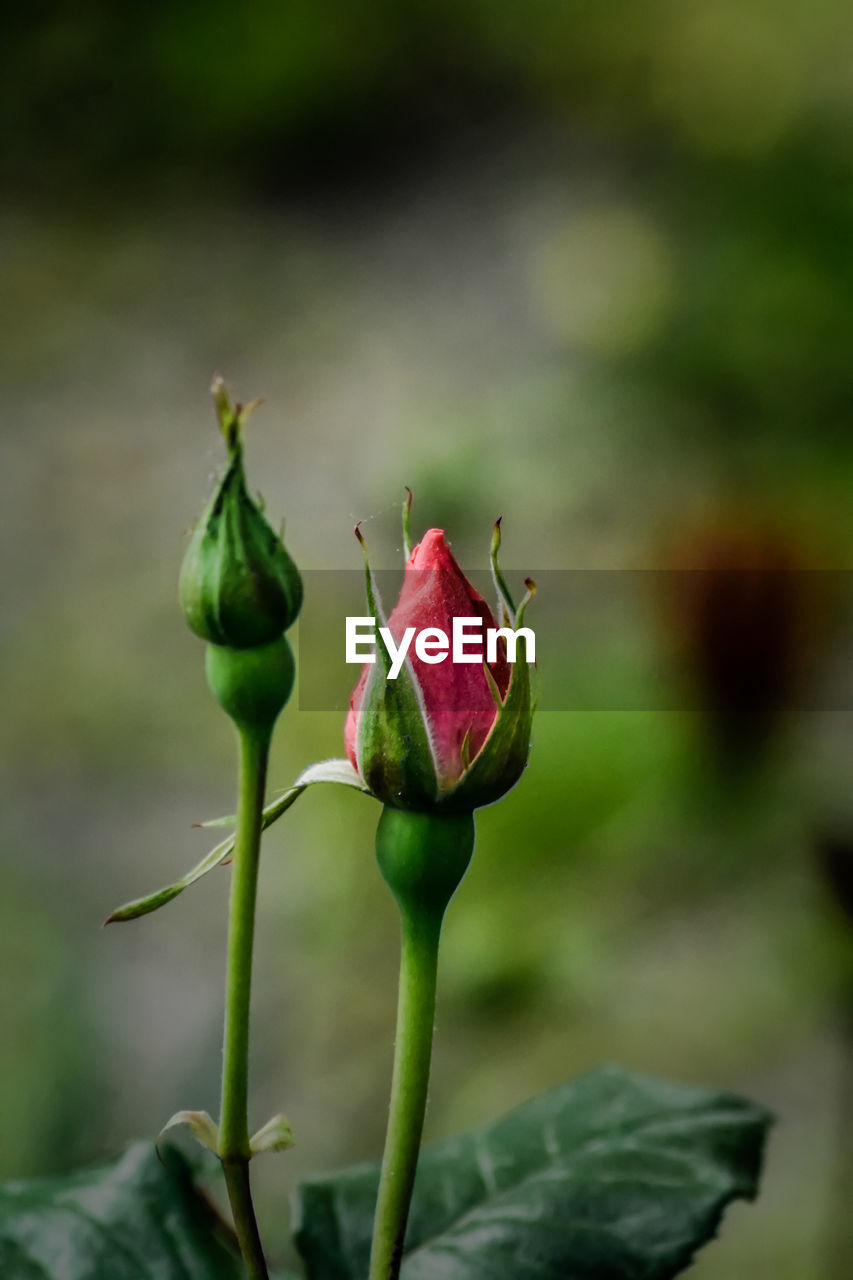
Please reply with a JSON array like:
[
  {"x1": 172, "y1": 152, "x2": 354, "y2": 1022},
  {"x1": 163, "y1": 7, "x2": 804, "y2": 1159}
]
[{"x1": 179, "y1": 382, "x2": 302, "y2": 649}]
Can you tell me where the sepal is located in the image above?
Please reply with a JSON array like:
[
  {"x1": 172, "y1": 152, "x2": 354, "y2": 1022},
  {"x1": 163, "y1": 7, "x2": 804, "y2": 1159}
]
[
  {"x1": 490, "y1": 516, "x2": 516, "y2": 626},
  {"x1": 354, "y1": 526, "x2": 440, "y2": 810},
  {"x1": 444, "y1": 580, "x2": 536, "y2": 812},
  {"x1": 401, "y1": 486, "x2": 414, "y2": 559}
]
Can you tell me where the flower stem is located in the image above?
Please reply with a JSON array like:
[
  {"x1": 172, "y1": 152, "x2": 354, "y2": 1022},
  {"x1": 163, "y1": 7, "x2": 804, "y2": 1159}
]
[
  {"x1": 369, "y1": 807, "x2": 475, "y2": 1280},
  {"x1": 219, "y1": 726, "x2": 271, "y2": 1280},
  {"x1": 368, "y1": 906, "x2": 442, "y2": 1280}
]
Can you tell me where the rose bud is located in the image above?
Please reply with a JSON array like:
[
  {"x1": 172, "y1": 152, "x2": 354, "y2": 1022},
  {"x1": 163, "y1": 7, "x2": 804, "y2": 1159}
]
[
  {"x1": 344, "y1": 516, "x2": 536, "y2": 813},
  {"x1": 179, "y1": 378, "x2": 302, "y2": 651}
]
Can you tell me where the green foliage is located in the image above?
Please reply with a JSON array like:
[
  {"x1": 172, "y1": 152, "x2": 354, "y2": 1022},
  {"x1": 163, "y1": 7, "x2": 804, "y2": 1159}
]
[
  {"x1": 0, "y1": 1143, "x2": 242, "y2": 1279},
  {"x1": 0, "y1": 1071, "x2": 770, "y2": 1279},
  {"x1": 293, "y1": 1064, "x2": 771, "y2": 1280}
]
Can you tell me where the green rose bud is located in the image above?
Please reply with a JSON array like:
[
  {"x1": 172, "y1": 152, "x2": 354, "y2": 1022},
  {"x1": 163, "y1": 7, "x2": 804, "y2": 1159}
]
[{"x1": 179, "y1": 379, "x2": 302, "y2": 650}]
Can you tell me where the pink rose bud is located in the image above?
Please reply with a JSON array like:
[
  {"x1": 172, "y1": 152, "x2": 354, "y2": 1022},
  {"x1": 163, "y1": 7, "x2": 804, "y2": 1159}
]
[{"x1": 345, "y1": 517, "x2": 536, "y2": 812}]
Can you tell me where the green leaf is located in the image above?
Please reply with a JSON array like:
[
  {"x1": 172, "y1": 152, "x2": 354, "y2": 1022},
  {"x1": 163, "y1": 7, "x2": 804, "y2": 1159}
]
[
  {"x1": 105, "y1": 758, "x2": 370, "y2": 923},
  {"x1": 250, "y1": 1114, "x2": 295, "y2": 1156},
  {"x1": 0, "y1": 1142, "x2": 242, "y2": 1279},
  {"x1": 292, "y1": 1064, "x2": 771, "y2": 1280}
]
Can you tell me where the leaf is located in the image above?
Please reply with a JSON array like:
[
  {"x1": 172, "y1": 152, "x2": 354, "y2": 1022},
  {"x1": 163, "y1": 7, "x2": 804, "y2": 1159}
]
[
  {"x1": 0, "y1": 1142, "x2": 242, "y2": 1279},
  {"x1": 292, "y1": 1064, "x2": 772, "y2": 1280},
  {"x1": 250, "y1": 1114, "x2": 295, "y2": 1156},
  {"x1": 159, "y1": 1110, "x2": 220, "y2": 1155},
  {"x1": 105, "y1": 758, "x2": 370, "y2": 924}
]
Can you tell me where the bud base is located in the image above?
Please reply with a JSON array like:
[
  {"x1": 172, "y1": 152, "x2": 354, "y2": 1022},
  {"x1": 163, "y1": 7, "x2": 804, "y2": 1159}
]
[
  {"x1": 206, "y1": 635, "x2": 295, "y2": 736},
  {"x1": 375, "y1": 806, "x2": 475, "y2": 922}
]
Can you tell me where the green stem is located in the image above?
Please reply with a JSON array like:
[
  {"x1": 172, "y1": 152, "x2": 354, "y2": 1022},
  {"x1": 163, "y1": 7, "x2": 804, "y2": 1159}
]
[
  {"x1": 369, "y1": 907, "x2": 442, "y2": 1280},
  {"x1": 223, "y1": 1161, "x2": 268, "y2": 1280},
  {"x1": 219, "y1": 727, "x2": 271, "y2": 1280}
]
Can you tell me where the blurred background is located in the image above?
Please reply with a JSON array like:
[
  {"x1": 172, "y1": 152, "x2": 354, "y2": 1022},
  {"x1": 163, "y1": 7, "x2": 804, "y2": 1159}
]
[{"x1": 2, "y1": 2, "x2": 853, "y2": 1275}]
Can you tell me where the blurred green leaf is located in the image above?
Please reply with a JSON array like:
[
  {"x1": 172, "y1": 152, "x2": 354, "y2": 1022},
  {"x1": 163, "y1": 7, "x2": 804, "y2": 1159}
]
[
  {"x1": 0, "y1": 1143, "x2": 241, "y2": 1279},
  {"x1": 293, "y1": 1064, "x2": 771, "y2": 1280}
]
